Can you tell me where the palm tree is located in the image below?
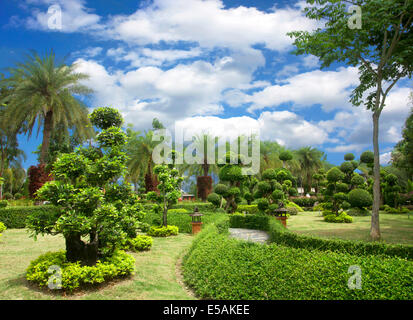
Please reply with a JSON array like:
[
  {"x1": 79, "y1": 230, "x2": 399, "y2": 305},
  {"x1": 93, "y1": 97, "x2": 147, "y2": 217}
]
[
  {"x1": 259, "y1": 141, "x2": 283, "y2": 174},
  {"x1": 294, "y1": 146, "x2": 325, "y2": 194},
  {"x1": 1, "y1": 50, "x2": 93, "y2": 165},
  {"x1": 180, "y1": 133, "x2": 219, "y2": 201}
]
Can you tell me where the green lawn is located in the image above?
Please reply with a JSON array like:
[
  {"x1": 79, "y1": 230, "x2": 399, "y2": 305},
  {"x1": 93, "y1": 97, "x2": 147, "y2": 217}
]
[
  {"x1": 0, "y1": 229, "x2": 195, "y2": 300},
  {"x1": 288, "y1": 211, "x2": 413, "y2": 245}
]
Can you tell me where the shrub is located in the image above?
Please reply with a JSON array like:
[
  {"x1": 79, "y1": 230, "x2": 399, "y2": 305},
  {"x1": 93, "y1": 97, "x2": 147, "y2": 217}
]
[
  {"x1": 167, "y1": 208, "x2": 189, "y2": 214},
  {"x1": 290, "y1": 197, "x2": 318, "y2": 208},
  {"x1": 183, "y1": 225, "x2": 413, "y2": 300},
  {"x1": 14, "y1": 193, "x2": 23, "y2": 200},
  {"x1": 0, "y1": 205, "x2": 59, "y2": 229},
  {"x1": 347, "y1": 207, "x2": 370, "y2": 216},
  {"x1": 147, "y1": 225, "x2": 179, "y2": 237},
  {"x1": 268, "y1": 218, "x2": 413, "y2": 260},
  {"x1": 229, "y1": 214, "x2": 270, "y2": 231},
  {"x1": 237, "y1": 204, "x2": 259, "y2": 215},
  {"x1": 344, "y1": 153, "x2": 355, "y2": 161},
  {"x1": 26, "y1": 250, "x2": 135, "y2": 293},
  {"x1": 0, "y1": 200, "x2": 8, "y2": 209},
  {"x1": 341, "y1": 201, "x2": 351, "y2": 210},
  {"x1": 360, "y1": 151, "x2": 374, "y2": 164},
  {"x1": 2, "y1": 192, "x2": 13, "y2": 200},
  {"x1": 0, "y1": 222, "x2": 6, "y2": 239},
  {"x1": 122, "y1": 235, "x2": 153, "y2": 252},
  {"x1": 324, "y1": 212, "x2": 353, "y2": 223},
  {"x1": 285, "y1": 201, "x2": 304, "y2": 212},
  {"x1": 207, "y1": 193, "x2": 221, "y2": 208},
  {"x1": 257, "y1": 198, "x2": 269, "y2": 212},
  {"x1": 348, "y1": 189, "x2": 373, "y2": 209},
  {"x1": 171, "y1": 202, "x2": 214, "y2": 212}
]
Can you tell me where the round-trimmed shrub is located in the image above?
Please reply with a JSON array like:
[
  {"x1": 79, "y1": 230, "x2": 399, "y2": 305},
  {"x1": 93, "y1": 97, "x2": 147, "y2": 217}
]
[
  {"x1": 279, "y1": 150, "x2": 293, "y2": 162},
  {"x1": 344, "y1": 153, "x2": 355, "y2": 161},
  {"x1": 348, "y1": 188, "x2": 373, "y2": 209},
  {"x1": 2, "y1": 192, "x2": 13, "y2": 200},
  {"x1": 122, "y1": 235, "x2": 153, "y2": 252},
  {"x1": 262, "y1": 168, "x2": 277, "y2": 180},
  {"x1": 0, "y1": 200, "x2": 8, "y2": 209},
  {"x1": 26, "y1": 250, "x2": 135, "y2": 293},
  {"x1": 360, "y1": 151, "x2": 374, "y2": 164},
  {"x1": 351, "y1": 173, "x2": 365, "y2": 186},
  {"x1": 326, "y1": 167, "x2": 344, "y2": 183},
  {"x1": 324, "y1": 212, "x2": 353, "y2": 223},
  {"x1": 147, "y1": 225, "x2": 179, "y2": 237},
  {"x1": 207, "y1": 192, "x2": 221, "y2": 208},
  {"x1": 257, "y1": 198, "x2": 269, "y2": 212}
]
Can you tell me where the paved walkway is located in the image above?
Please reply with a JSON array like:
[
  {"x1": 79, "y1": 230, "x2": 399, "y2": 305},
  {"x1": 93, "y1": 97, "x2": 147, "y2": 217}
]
[{"x1": 229, "y1": 228, "x2": 270, "y2": 244}]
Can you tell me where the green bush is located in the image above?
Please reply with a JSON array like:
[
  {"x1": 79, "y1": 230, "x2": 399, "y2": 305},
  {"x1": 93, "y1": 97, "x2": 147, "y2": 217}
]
[
  {"x1": 207, "y1": 193, "x2": 221, "y2": 208},
  {"x1": 26, "y1": 250, "x2": 135, "y2": 293},
  {"x1": 348, "y1": 189, "x2": 373, "y2": 209},
  {"x1": 384, "y1": 206, "x2": 410, "y2": 214},
  {"x1": 268, "y1": 218, "x2": 413, "y2": 260},
  {"x1": 0, "y1": 222, "x2": 6, "y2": 239},
  {"x1": 2, "y1": 192, "x2": 13, "y2": 200},
  {"x1": 0, "y1": 205, "x2": 59, "y2": 229},
  {"x1": 147, "y1": 225, "x2": 179, "y2": 237},
  {"x1": 229, "y1": 214, "x2": 270, "y2": 231},
  {"x1": 0, "y1": 200, "x2": 8, "y2": 209},
  {"x1": 13, "y1": 193, "x2": 23, "y2": 200},
  {"x1": 285, "y1": 201, "x2": 304, "y2": 212},
  {"x1": 257, "y1": 198, "x2": 269, "y2": 212},
  {"x1": 183, "y1": 225, "x2": 413, "y2": 300},
  {"x1": 122, "y1": 235, "x2": 153, "y2": 252},
  {"x1": 237, "y1": 204, "x2": 259, "y2": 215},
  {"x1": 171, "y1": 202, "x2": 214, "y2": 212},
  {"x1": 347, "y1": 207, "x2": 370, "y2": 216},
  {"x1": 324, "y1": 212, "x2": 353, "y2": 223},
  {"x1": 290, "y1": 197, "x2": 318, "y2": 208},
  {"x1": 167, "y1": 208, "x2": 189, "y2": 214}
]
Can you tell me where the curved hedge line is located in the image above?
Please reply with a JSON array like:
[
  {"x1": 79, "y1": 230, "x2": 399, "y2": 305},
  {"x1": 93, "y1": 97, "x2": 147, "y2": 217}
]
[
  {"x1": 268, "y1": 218, "x2": 413, "y2": 260},
  {"x1": 182, "y1": 225, "x2": 413, "y2": 300},
  {"x1": 0, "y1": 206, "x2": 59, "y2": 229}
]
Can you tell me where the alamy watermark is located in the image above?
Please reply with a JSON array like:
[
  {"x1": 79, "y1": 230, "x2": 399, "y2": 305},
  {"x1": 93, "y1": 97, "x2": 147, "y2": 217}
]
[
  {"x1": 151, "y1": 124, "x2": 260, "y2": 175},
  {"x1": 347, "y1": 265, "x2": 362, "y2": 290},
  {"x1": 47, "y1": 4, "x2": 62, "y2": 30},
  {"x1": 348, "y1": 5, "x2": 362, "y2": 29},
  {"x1": 48, "y1": 265, "x2": 62, "y2": 290}
]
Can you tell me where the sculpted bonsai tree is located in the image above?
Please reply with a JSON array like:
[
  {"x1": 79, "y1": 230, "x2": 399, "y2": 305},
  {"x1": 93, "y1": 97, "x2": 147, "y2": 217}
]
[
  {"x1": 28, "y1": 108, "x2": 146, "y2": 266},
  {"x1": 146, "y1": 164, "x2": 183, "y2": 227}
]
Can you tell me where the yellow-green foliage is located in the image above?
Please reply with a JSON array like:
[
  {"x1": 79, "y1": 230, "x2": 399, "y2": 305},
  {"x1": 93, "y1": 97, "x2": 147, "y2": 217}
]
[
  {"x1": 122, "y1": 235, "x2": 153, "y2": 252},
  {"x1": 0, "y1": 222, "x2": 6, "y2": 239},
  {"x1": 147, "y1": 225, "x2": 179, "y2": 237},
  {"x1": 26, "y1": 250, "x2": 135, "y2": 292},
  {"x1": 285, "y1": 201, "x2": 304, "y2": 212},
  {"x1": 167, "y1": 208, "x2": 188, "y2": 214}
]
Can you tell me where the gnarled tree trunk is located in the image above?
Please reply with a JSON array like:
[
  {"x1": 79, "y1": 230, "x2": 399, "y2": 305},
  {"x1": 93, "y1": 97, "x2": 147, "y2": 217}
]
[{"x1": 65, "y1": 233, "x2": 98, "y2": 266}]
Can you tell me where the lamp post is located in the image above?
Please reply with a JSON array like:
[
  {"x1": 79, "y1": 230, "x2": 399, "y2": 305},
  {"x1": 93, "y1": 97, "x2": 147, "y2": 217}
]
[
  {"x1": 189, "y1": 207, "x2": 203, "y2": 235},
  {"x1": 273, "y1": 201, "x2": 288, "y2": 228}
]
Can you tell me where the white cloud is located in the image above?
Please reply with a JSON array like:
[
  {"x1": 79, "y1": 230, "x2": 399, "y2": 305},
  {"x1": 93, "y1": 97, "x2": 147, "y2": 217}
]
[
  {"x1": 246, "y1": 66, "x2": 360, "y2": 112},
  {"x1": 380, "y1": 152, "x2": 392, "y2": 165},
  {"x1": 24, "y1": 0, "x2": 102, "y2": 32},
  {"x1": 326, "y1": 144, "x2": 367, "y2": 153},
  {"x1": 105, "y1": 0, "x2": 318, "y2": 51}
]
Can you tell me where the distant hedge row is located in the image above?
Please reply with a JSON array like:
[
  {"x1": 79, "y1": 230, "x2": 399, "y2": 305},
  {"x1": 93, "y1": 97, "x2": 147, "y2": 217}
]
[
  {"x1": 182, "y1": 224, "x2": 413, "y2": 300},
  {"x1": 0, "y1": 206, "x2": 59, "y2": 229},
  {"x1": 267, "y1": 217, "x2": 413, "y2": 260}
]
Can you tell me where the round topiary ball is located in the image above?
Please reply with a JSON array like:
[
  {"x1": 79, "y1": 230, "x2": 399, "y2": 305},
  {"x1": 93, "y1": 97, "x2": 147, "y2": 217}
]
[
  {"x1": 344, "y1": 153, "x2": 355, "y2": 161},
  {"x1": 360, "y1": 151, "x2": 374, "y2": 164},
  {"x1": 262, "y1": 168, "x2": 277, "y2": 180},
  {"x1": 348, "y1": 188, "x2": 373, "y2": 209},
  {"x1": 257, "y1": 198, "x2": 269, "y2": 211},
  {"x1": 207, "y1": 192, "x2": 221, "y2": 207},
  {"x1": 327, "y1": 167, "x2": 344, "y2": 183},
  {"x1": 279, "y1": 150, "x2": 293, "y2": 162},
  {"x1": 340, "y1": 161, "x2": 354, "y2": 174},
  {"x1": 351, "y1": 173, "x2": 365, "y2": 186}
]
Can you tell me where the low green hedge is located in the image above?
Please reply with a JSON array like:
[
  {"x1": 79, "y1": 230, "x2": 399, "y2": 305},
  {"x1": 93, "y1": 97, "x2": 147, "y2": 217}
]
[
  {"x1": 237, "y1": 205, "x2": 260, "y2": 215},
  {"x1": 142, "y1": 210, "x2": 226, "y2": 233},
  {"x1": 229, "y1": 214, "x2": 270, "y2": 231},
  {"x1": 0, "y1": 200, "x2": 8, "y2": 209},
  {"x1": 171, "y1": 202, "x2": 214, "y2": 212},
  {"x1": 289, "y1": 197, "x2": 319, "y2": 208},
  {"x1": 324, "y1": 212, "x2": 353, "y2": 223},
  {"x1": 268, "y1": 218, "x2": 413, "y2": 260},
  {"x1": 0, "y1": 205, "x2": 59, "y2": 229},
  {"x1": 182, "y1": 225, "x2": 413, "y2": 300},
  {"x1": 121, "y1": 235, "x2": 153, "y2": 252},
  {"x1": 26, "y1": 250, "x2": 135, "y2": 293},
  {"x1": 147, "y1": 225, "x2": 179, "y2": 237}
]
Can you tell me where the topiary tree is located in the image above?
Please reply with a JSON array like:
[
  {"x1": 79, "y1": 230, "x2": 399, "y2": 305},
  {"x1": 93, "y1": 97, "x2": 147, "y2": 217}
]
[
  {"x1": 207, "y1": 192, "x2": 221, "y2": 209},
  {"x1": 30, "y1": 107, "x2": 145, "y2": 266},
  {"x1": 344, "y1": 153, "x2": 355, "y2": 161},
  {"x1": 348, "y1": 188, "x2": 373, "y2": 210},
  {"x1": 382, "y1": 173, "x2": 402, "y2": 208},
  {"x1": 147, "y1": 164, "x2": 183, "y2": 227},
  {"x1": 279, "y1": 150, "x2": 293, "y2": 168}
]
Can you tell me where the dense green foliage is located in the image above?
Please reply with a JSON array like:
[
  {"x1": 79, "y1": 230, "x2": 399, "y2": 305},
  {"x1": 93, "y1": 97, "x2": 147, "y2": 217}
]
[
  {"x1": 348, "y1": 189, "x2": 373, "y2": 209},
  {"x1": 147, "y1": 225, "x2": 179, "y2": 237},
  {"x1": 324, "y1": 212, "x2": 353, "y2": 223},
  {"x1": 183, "y1": 225, "x2": 413, "y2": 300},
  {"x1": 229, "y1": 214, "x2": 270, "y2": 231},
  {"x1": 0, "y1": 205, "x2": 58, "y2": 229},
  {"x1": 121, "y1": 235, "x2": 153, "y2": 252},
  {"x1": 26, "y1": 250, "x2": 135, "y2": 293}
]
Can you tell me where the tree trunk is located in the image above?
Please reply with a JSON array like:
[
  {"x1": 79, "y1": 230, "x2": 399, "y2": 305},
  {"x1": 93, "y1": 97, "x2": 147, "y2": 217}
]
[
  {"x1": 370, "y1": 111, "x2": 381, "y2": 241},
  {"x1": 65, "y1": 233, "x2": 98, "y2": 266},
  {"x1": 39, "y1": 110, "x2": 53, "y2": 165},
  {"x1": 163, "y1": 194, "x2": 168, "y2": 227},
  {"x1": 197, "y1": 176, "x2": 212, "y2": 202}
]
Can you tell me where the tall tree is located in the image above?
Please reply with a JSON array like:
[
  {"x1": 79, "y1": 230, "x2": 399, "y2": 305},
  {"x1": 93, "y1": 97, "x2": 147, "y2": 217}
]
[
  {"x1": 288, "y1": 0, "x2": 413, "y2": 240},
  {"x1": 0, "y1": 50, "x2": 93, "y2": 165},
  {"x1": 294, "y1": 146, "x2": 324, "y2": 194},
  {"x1": 392, "y1": 106, "x2": 413, "y2": 180}
]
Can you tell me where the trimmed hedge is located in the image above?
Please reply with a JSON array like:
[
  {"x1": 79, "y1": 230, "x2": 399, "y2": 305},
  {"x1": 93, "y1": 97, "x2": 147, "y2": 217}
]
[
  {"x1": 171, "y1": 202, "x2": 215, "y2": 212},
  {"x1": 147, "y1": 225, "x2": 179, "y2": 237},
  {"x1": 237, "y1": 204, "x2": 260, "y2": 215},
  {"x1": 182, "y1": 225, "x2": 413, "y2": 300},
  {"x1": 0, "y1": 205, "x2": 59, "y2": 229},
  {"x1": 122, "y1": 235, "x2": 153, "y2": 252},
  {"x1": 289, "y1": 197, "x2": 319, "y2": 208},
  {"x1": 229, "y1": 214, "x2": 270, "y2": 231},
  {"x1": 268, "y1": 218, "x2": 413, "y2": 260},
  {"x1": 142, "y1": 210, "x2": 226, "y2": 233},
  {"x1": 26, "y1": 250, "x2": 135, "y2": 293}
]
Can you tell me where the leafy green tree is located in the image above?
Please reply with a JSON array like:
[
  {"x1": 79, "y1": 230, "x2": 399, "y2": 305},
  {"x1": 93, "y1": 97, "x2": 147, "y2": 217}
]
[
  {"x1": 392, "y1": 107, "x2": 413, "y2": 180},
  {"x1": 288, "y1": 0, "x2": 413, "y2": 240},
  {"x1": 30, "y1": 108, "x2": 144, "y2": 266},
  {"x1": 0, "y1": 51, "x2": 93, "y2": 165},
  {"x1": 294, "y1": 146, "x2": 324, "y2": 193},
  {"x1": 147, "y1": 165, "x2": 183, "y2": 227}
]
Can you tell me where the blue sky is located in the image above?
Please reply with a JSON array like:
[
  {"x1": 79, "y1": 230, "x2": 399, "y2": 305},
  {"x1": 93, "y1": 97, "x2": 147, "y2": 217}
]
[{"x1": 0, "y1": 0, "x2": 411, "y2": 169}]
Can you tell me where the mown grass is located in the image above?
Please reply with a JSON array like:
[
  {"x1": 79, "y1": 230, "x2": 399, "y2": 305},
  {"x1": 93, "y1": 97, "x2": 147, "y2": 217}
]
[
  {"x1": 0, "y1": 229, "x2": 195, "y2": 300},
  {"x1": 288, "y1": 211, "x2": 413, "y2": 245}
]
